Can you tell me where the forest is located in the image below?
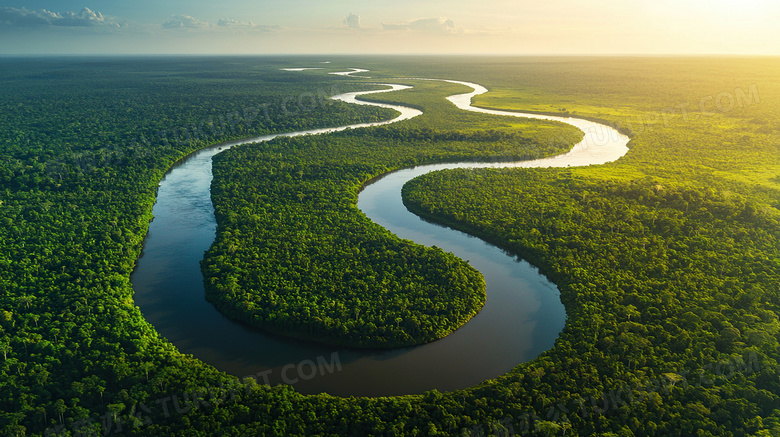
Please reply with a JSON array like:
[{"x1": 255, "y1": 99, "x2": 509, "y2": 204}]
[
  {"x1": 0, "y1": 56, "x2": 779, "y2": 436},
  {"x1": 202, "y1": 79, "x2": 580, "y2": 348}
]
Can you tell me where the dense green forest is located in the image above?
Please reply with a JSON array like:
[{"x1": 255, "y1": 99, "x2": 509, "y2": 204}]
[
  {"x1": 404, "y1": 167, "x2": 780, "y2": 435},
  {"x1": 202, "y1": 79, "x2": 580, "y2": 348},
  {"x1": 1, "y1": 56, "x2": 779, "y2": 436}
]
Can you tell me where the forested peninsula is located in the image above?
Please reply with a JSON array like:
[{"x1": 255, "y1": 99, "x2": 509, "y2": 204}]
[{"x1": 1, "y1": 56, "x2": 779, "y2": 436}]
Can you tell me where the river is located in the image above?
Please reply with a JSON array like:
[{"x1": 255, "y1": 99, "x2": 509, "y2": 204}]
[{"x1": 131, "y1": 72, "x2": 629, "y2": 397}]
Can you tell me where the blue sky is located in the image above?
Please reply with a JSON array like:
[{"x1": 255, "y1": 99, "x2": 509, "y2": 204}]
[{"x1": 1, "y1": 0, "x2": 779, "y2": 55}]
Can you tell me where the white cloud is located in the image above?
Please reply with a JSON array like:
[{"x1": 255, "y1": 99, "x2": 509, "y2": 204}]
[
  {"x1": 218, "y1": 18, "x2": 253, "y2": 28},
  {"x1": 162, "y1": 15, "x2": 209, "y2": 29},
  {"x1": 0, "y1": 7, "x2": 124, "y2": 28},
  {"x1": 344, "y1": 13, "x2": 361, "y2": 29},
  {"x1": 382, "y1": 17, "x2": 457, "y2": 33},
  {"x1": 217, "y1": 18, "x2": 279, "y2": 31}
]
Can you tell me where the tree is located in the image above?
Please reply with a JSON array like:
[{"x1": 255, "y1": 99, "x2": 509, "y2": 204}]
[
  {"x1": 561, "y1": 421, "x2": 572, "y2": 436},
  {"x1": 622, "y1": 304, "x2": 640, "y2": 322},
  {"x1": 35, "y1": 406, "x2": 47, "y2": 425},
  {"x1": 0, "y1": 340, "x2": 10, "y2": 360},
  {"x1": 536, "y1": 421, "x2": 561, "y2": 437},
  {"x1": 17, "y1": 295, "x2": 34, "y2": 310},
  {"x1": 83, "y1": 375, "x2": 106, "y2": 406},
  {"x1": 53, "y1": 399, "x2": 66, "y2": 425},
  {"x1": 139, "y1": 362, "x2": 154, "y2": 382},
  {"x1": 0, "y1": 310, "x2": 13, "y2": 328},
  {"x1": 107, "y1": 403, "x2": 125, "y2": 422}
]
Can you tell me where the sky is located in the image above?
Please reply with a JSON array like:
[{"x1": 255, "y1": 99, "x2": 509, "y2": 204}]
[{"x1": 1, "y1": 0, "x2": 779, "y2": 55}]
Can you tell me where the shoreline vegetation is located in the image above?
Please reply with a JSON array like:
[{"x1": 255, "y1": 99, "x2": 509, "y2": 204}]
[
  {"x1": 201, "y1": 78, "x2": 580, "y2": 348},
  {"x1": 1, "y1": 56, "x2": 778, "y2": 436}
]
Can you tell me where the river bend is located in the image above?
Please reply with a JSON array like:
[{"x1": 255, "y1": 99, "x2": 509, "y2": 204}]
[{"x1": 131, "y1": 73, "x2": 629, "y2": 396}]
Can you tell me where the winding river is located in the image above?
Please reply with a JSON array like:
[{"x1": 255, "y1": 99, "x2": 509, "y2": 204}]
[{"x1": 131, "y1": 71, "x2": 629, "y2": 397}]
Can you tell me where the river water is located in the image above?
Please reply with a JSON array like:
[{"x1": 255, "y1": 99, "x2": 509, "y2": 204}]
[{"x1": 131, "y1": 74, "x2": 629, "y2": 397}]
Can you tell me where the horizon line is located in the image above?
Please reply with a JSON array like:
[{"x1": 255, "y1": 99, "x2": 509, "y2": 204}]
[{"x1": 2, "y1": 53, "x2": 779, "y2": 58}]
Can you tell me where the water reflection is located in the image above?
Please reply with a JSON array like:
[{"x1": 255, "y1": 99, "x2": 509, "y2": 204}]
[{"x1": 131, "y1": 77, "x2": 628, "y2": 397}]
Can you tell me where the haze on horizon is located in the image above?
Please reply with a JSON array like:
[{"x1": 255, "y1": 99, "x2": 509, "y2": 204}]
[{"x1": 1, "y1": 0, "x2": 778, "y2": 56}]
